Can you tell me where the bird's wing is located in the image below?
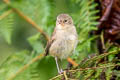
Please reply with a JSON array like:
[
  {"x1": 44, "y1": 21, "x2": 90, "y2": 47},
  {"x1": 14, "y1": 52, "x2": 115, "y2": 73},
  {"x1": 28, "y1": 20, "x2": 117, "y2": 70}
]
[{"x1": 45, "y1": 28, "x2": 56, "y2": 56}]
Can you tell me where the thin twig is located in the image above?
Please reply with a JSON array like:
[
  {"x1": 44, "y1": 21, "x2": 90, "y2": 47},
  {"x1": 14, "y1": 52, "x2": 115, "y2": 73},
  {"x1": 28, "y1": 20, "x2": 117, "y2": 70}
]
[
  {"x1": 67, "y1": 57, "x2": 78, "y2": 67},
  {"x1": 63, "y1": 71, "x2": 68, "y2": 80},
  {"x1": 7, "y1": 54, "x2": 44, "y2": 80},
  {"x1": 101, "y1": 31, "x2": 105, "y2": 49},
  {"x1": 69, "y1": 64, "x2": 120, "y2": 72},
  {"x1": 50, "y1": 74, "x2": 63, "y2": 80},
  {"x1": 3, "y1": 0, "x2": 49, "y2": 41},
  {"x1": 0, "y1": 9, "x2": 13, "y2": 20},
  {"x1": 13, "y1": 8, "x2": 50, "y2": 41},
  {"x1": 81, "y1": 49, "x2": 120, "y2": 67},
  {"x1": 50, "y1": 64, "x2": 120, "y2": 80}
]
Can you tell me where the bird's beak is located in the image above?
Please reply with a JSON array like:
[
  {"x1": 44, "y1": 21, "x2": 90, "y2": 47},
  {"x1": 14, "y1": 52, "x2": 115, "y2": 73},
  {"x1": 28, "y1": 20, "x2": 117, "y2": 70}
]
[{"x1": 61, "y1": 22, "x2": 64, "y2": 27}]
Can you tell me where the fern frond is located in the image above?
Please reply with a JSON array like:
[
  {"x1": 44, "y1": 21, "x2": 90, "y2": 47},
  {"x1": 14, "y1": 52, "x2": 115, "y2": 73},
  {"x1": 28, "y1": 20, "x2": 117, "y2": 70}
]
[
  {"x1": 11, "y1": 0, "x2": 51, "y2": 30},
  {"x1": 73, "y1": 0, "x2": 99, "y2": 58},
  {"x1": 0, "y1": 50, "x2": 31, "y2": 80},
  {"x1": 0, "y1": 11, "x2": 14, "y2": 44}
]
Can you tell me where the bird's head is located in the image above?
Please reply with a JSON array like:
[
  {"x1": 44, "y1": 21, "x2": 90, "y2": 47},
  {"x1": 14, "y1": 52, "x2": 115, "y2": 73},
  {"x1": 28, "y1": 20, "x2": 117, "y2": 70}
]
[{"x1": 56, "y1": 14, "x2": 73, "y2": 29}]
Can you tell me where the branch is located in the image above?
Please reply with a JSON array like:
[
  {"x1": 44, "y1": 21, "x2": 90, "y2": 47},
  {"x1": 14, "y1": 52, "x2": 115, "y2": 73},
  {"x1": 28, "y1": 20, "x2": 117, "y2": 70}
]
[
  {"x1": 3, "y1": 0, "x2": 50, "y2": 41},
  {"x1": 7, "y1": 48, "x2": 119, "y2": 80},
  {"x1": 63, "y1": 71, "x2": 68, "y2": 80},
  {"x1": 67, "y1": 57, "x2": 78, "y2": 67},
  {"x1": 69, "y1": 64, "x2": 120, "y2": 72},
  {"x1": 80, "y1": 49, "x2": 120, "y2": 67},
  {"x1": 50, "y1": 64, "x2": 120, "y2": 80},
  {"x1": 50, "y1": 74, "x2": 63, "y2": 80},
  {"x1": 13, "y1": 8, "x2": 50, "y2": 41},
  {"x1": 50, "y1": 49, "x2": 120, "y2": 79},
  {"x1": 0, "y1": 9, "x2": 13, "y2": 20},
  {"x1": 7, "y1": 54, "x2": 44, "y2": 80}
]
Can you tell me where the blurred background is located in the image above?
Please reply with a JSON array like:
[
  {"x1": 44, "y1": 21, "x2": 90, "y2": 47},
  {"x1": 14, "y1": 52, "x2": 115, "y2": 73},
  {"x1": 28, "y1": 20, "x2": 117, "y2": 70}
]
[{"x1": 0, "y1": 0, "x2": 100, "y2": 80}]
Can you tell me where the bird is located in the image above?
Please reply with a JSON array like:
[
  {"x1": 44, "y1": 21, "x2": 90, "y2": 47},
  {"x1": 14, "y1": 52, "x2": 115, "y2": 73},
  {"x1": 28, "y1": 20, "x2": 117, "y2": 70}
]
[{"x1": 45, "y1": 13, "x2": 78, "y2": 74}]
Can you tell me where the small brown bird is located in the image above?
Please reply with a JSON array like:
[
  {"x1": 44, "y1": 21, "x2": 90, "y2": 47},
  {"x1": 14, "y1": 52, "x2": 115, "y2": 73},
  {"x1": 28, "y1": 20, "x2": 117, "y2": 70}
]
[{"x1": 45, "y1": 14, "x2": 78, "y2": 73}]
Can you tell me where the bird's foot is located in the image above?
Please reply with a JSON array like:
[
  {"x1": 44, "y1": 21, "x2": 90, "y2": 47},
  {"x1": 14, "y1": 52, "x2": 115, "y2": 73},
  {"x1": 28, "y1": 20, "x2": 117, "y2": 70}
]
[{"x1": 58, "y1": 69, "x2": 64, "y2": 74}]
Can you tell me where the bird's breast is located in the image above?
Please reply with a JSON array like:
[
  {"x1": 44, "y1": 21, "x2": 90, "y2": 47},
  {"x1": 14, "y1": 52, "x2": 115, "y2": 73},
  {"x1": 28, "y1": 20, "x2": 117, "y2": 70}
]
[
  {"x1": 49, "y1": 26, "x2": 78, "y2": 59},
  {"x1": 50, "y1": 32, "x2": 77, "y2": 59}
]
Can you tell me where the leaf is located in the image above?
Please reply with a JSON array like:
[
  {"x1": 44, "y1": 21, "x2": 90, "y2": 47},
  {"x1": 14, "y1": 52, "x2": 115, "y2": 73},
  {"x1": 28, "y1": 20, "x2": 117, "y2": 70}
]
[
  {"x1": 0, "y1": 12, "x2": 14, "y2": 44},
  {"x1": 0, "y1": 50, "x2": 31, "y2": 80},
  {"x1": 27, "y1": 33, "x2": 44, "y2": 53}
]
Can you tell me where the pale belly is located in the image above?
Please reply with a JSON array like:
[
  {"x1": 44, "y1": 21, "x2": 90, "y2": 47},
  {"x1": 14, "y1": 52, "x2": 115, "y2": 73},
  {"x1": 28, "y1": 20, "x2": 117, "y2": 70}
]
[{"x1": 49, "y1": 35, "x2": 77, "y2": 59}]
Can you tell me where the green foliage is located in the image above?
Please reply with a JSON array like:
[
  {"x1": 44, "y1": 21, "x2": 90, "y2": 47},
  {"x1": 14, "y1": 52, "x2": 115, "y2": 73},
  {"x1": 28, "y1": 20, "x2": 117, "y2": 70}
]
[
  {"x1": 27, "y1": 33, "x2": 44, "y2": 54},
  {"x1": 12, "y1": 0, "x2": 50, "y2": 27},
  {"x1": 0, "y1": 50, "x2": 31, "y2": 80},
  {"x1": 71, "y1": 0, "x2": 99, "y2": 62},
  {"x1": 0, "y1": 0, "x2": 120, "y2": 80},
  {"x1": 0, "y1": 11, "x2": 14, "y2": 44}
]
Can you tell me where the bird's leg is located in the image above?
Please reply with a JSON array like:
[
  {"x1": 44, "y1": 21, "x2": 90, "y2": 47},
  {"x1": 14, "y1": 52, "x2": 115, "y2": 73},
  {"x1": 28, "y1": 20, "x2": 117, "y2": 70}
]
[
  {"x1": 55, "y1": 57, "x2": 63, "y2": 74},
  {"x1": 59, "y1": 59, "x2": 63, "y2": 73}
]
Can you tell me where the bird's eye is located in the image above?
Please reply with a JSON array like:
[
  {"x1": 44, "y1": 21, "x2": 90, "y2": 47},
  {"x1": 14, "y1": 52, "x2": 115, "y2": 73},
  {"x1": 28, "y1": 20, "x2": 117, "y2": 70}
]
[{"x1": 64, "y1": 20, "x2": 67, "y2": 22}]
